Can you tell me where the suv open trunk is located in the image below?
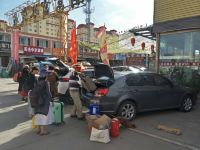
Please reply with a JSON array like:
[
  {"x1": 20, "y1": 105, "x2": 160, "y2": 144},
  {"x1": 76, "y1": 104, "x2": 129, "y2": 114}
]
[{"x1": 80, "y1": 64, "x2": 114, "y2": 104}]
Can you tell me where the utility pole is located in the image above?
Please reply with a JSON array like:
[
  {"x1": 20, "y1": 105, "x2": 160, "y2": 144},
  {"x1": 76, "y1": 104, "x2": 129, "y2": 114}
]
[{"x1": 84, "y1": 0, "x2": 94, "y2": 43}]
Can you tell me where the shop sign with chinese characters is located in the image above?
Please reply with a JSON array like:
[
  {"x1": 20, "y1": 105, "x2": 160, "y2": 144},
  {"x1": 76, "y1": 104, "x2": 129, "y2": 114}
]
[
  {"x1": 160, "y1": 62, "x2": 200, "y2": 67},
  {"x1": 23, "y1": 46, "x2": 44, "y2": 55}
]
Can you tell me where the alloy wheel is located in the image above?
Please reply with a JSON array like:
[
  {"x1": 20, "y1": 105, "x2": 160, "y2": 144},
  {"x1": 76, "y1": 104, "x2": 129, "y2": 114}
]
[
  {"x1": 121, "y1": 103, "x2": 135, "y2": 120},
  {"x1": 183, "y1": 97, "x2": 193, "y2": 111}
]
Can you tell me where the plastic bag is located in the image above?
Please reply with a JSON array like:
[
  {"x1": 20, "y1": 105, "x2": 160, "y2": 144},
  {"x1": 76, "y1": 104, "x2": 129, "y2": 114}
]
[{"x1": 90, "y1": 127, "x2": 110, "y2": 143}]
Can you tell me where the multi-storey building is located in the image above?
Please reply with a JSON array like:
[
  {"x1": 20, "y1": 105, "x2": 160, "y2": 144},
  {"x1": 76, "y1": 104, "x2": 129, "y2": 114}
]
[
  {"x1": 0, "y1": 17, "x2": 75, "y2": 67},
  {"x1": 0, "y1": 20, "x2": 11, "y2": 67}
]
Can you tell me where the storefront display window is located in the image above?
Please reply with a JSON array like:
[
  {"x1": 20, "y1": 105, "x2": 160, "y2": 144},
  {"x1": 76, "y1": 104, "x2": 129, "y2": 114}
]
[
  {"x1": 159, "y1": 30, "x2": 200, "y2": 91},
  {"x1": 160, "y1": 31, "x2": 200, "y2": 61}
]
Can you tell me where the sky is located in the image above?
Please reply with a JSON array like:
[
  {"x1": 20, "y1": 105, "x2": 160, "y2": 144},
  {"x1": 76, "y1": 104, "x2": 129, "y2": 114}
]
[{"x1": 0, "y1": 0, "x2": 154, "y2": 32}]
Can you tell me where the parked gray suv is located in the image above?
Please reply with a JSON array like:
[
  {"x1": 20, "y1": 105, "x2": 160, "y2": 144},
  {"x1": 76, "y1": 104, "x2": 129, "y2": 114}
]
[{"x1": 81, "y1": 64, "x2": 197, "y2": 120}]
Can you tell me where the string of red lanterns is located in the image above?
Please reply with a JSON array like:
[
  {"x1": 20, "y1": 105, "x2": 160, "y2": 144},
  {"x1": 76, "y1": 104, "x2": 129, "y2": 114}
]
[{"x1": 131, "y1": 38, "x2": 155, "y2": 53}]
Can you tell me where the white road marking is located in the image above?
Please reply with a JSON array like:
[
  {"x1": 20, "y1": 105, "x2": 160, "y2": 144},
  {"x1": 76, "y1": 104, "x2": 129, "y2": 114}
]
[
  {"x1": 129, "y1": 128, "x2": 200, "y2": 150},
  {"x1": 0, "y1": 103, "x2": 27, "y2": 114},
  {"x1": 0, "y1": 113, "x2": 84, "y2": 145},
  {"x1": 0, "y1": 120, "x2": 32, "y2": 145}
]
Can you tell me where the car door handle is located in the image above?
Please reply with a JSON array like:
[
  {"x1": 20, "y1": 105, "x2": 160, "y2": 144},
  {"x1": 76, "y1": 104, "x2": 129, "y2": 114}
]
[{"x1": 126, "y1": 89, "x2": 138, "y2": 92}]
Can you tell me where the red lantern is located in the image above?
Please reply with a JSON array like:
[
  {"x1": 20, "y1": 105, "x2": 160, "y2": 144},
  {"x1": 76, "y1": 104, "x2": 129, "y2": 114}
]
[
  {"x1": 141, "y1": 42, "x2": 145, "y2": 50},
  {"x1": 151, "y1": 45, "x2": 154, "y2": 51},
  {"x1": 131, "y1": 38, "x2": 135, "y2": 46},
  {"x1": 151, "y1": 45, "x2": 155, "y2": 54}
]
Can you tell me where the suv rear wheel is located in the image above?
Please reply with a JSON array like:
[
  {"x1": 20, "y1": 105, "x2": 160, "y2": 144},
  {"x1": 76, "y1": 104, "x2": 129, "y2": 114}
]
[{"x1": 118, "y1": 101, "x2": 136, "y2": 121}]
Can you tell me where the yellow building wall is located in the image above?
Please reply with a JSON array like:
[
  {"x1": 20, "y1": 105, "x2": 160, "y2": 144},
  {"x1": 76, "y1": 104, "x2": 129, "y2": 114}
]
[
  {"x1": 21, "y1": 16, "x2": 66, "y2": 38},
  {"x1": 0, "y1": 22, "x2": 8, "y2": 31},
  {"x1": 154, "y1": 0, "x2": 200, "y2": 23}
]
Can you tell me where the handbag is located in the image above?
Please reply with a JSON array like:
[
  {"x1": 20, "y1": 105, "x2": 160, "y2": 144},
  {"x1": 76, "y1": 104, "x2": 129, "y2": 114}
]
[
  {"x1": 20, "y1": 90, "x2": 28, "y2": 97},
  {"x1": 32, "y1": 116, "x2": 37, "y2": 129}
]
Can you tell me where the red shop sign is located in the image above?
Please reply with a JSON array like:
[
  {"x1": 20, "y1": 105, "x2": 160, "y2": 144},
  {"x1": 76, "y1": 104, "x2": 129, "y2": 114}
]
[
  {"x1": 23, "y1": 46, "x2": 44, "y2": 55},
  {"x1": 160, "y1": 62, "x2": 200, "y2": 67}
]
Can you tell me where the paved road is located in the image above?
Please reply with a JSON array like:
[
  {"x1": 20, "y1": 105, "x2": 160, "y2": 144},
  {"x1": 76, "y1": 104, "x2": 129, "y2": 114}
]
[{"x1": 0, "y1": 78, "x2": 200, "y2": 150}]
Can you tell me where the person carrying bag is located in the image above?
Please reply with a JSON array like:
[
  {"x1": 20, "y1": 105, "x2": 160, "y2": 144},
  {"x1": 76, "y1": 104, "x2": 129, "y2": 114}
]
[{"x1": 31, "y1": 73, "x2": 54, "y2": 136}]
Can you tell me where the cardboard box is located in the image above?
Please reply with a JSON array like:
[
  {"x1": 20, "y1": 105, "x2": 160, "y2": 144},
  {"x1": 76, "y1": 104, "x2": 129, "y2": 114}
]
[
  {"x1": 94, "y1": 115, "x2": 111, "y2": 130},
  {"x1": 85, "y1": 114, "x2": 111, "y2": 132}
]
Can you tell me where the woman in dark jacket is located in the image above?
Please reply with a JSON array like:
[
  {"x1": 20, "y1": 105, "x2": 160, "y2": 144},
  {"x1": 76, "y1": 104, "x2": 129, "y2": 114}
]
[
  {"x1": 18, "y1": 65, "x2": 30, "y2": 101},
  {"x1": 27, "y1": 67, "x2": 39, "y2": 117},
  {"x1": 34, "y1": 74, "x2": 53, "y2": 135}
]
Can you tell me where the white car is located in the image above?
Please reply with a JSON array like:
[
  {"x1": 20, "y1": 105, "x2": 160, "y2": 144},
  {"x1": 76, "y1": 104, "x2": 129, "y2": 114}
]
[
  {"x1": 57, "y1": 68, "x2": 74, "y2": 104},
  {"x1": 57, "y1": 68, "x2": 74, "y2": 94},
  {"x1": 112, "y1": 66, "x2": 143, "y2": 73}
]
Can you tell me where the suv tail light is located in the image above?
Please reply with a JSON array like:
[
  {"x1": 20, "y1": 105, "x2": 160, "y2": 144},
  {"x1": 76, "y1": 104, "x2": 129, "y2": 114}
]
[
  {"x1": 62, "y1": 77, "x2": 69, "y2": 81},
  {"x1": 96, "y1": 88, "x2": 109, "y2": 96}
]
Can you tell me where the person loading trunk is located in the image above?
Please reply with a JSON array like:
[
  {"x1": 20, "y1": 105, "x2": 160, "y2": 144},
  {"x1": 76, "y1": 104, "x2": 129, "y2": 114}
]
[{"x1": 69, "y1": 71, "x2": 84, "y2": 120}]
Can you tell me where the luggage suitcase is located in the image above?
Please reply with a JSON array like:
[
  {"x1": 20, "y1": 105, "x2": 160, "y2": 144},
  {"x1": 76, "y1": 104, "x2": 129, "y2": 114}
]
[{"x1": 53, "y1": 101, "x2": 64, "y2": 124}]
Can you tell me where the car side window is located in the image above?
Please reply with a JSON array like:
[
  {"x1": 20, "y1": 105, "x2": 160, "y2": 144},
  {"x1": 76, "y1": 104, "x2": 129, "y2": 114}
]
[
  {"x1": 141, "y1": 75, "x2": 155, "y2": 86},
  {"x1": 154, "y1": 75, "x2": 171, "y2": 87},
  {"x1": 126, "y1": 75, "x2": 143, "y2": 86},
  {"x1": 113, "y1": 67, "x2": 121, "y2": 71}
]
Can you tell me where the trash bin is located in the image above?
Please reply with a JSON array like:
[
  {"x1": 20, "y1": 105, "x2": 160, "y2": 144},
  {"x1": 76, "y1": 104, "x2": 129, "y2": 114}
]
[
  {"x1": 1, "y1": 68, "x2": 9, "y2": 78},
  {"x1": 0, "y1": 67, "x2": 2, "y2": 78}
]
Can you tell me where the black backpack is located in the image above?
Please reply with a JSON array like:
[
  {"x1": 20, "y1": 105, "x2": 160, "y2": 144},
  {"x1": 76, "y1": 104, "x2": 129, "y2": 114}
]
[{"x1": 22, "y1": 74, "x2": 33, "y2": 91}]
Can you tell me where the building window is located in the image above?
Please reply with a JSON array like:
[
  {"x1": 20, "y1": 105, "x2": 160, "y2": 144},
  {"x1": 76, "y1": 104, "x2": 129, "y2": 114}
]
[
  {"x1": 160, "y1": 31, "x2": 200, "y2": 85},
  {"x1": 19, "y1": 36, "x2": 30, "y2": 46},
  {"x1": 53, "y1": 41, "x2": 62, "y2": 48},
  {"x1": 36, "y1": 39, "x2": 48, "y2": 48},
  {"x1": 34, "y1": 30, "x2": 37, "y2": 32},
  {"x1": 0, "y1": 35, "x2": 3, "y2": 41},
  {"x1": 160, "y1": 31, "x2": 200, "y2": 60},
  {"x1": 46, "y1": 32, "x2": 49, "y2": 34},
  {"x1": 0, "y1": 43, "x2": 10, "y2": 49},
  {"x1": 5, "y1": 35, "x2": 11, "y2": 42},
  {"x1": 29, "y1": 29, "x2": 32, "y2": 31}
]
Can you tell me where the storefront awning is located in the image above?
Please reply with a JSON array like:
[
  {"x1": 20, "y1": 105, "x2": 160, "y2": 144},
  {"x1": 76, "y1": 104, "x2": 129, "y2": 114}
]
[{"x1": 129, "y1": 25, "x2": 156, "y2": 41}]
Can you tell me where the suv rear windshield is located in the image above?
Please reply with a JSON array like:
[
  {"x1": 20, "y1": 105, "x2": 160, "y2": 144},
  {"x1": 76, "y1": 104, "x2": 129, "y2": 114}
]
[{"x1": 48, "y1": 59, "x2": 68, "y2": 69}]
